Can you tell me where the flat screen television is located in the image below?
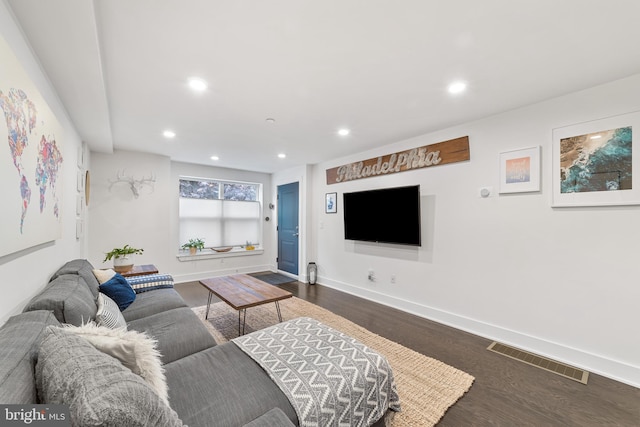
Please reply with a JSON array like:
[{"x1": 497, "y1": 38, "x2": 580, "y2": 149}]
[{"x1": 343, "y1": 185, "x2": 421, "y2": 246}]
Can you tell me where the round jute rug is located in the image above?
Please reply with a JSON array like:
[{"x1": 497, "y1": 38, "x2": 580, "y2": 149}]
[{"x1": 192, "y1": 296, "x2": 474, "y2": 427}]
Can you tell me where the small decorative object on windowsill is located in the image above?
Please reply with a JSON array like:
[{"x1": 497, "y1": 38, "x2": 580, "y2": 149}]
[
  {"x1": 245, "y1": 241, "x2": 255, "y2": 251},
  {"x1": 307, "y1": 262, "x2": 317, "y2": 285},
  {"x1": 103, "y1": 245, "x2": 144, "y2": 273},
  {"x1": 182, "y1": 238, "x2": 205, "y2": 255},
  {"x1": 212, "y1": 247, "x2": 233, "y2": 252}
]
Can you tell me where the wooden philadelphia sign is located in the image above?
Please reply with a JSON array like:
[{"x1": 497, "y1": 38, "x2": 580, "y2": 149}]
[{"x1": 326, "y1": 136, "x2": 470, "y2": 184}]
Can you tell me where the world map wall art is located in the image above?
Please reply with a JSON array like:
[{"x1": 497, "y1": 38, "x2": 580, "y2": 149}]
[
  {"x1": 0, "y1": 35, "x2": 64, "y2": 257},
  {"x1": 552, "y1": 111, "x2": 639, "y2": 207}
]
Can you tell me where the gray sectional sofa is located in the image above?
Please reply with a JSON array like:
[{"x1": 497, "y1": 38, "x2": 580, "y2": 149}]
[
  {"x1": 0, "y1": 259, "x2": 302, "y2": 426},
  {"x1": 0, "y1": 259, "x2": 393, "y2": 426}
]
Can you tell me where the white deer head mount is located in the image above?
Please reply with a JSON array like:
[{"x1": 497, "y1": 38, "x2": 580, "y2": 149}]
[{"x1": 108, "y1": 170, "x2": 156, "y2": 198}]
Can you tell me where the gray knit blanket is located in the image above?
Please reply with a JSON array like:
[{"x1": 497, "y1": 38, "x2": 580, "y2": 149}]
[{"x1": 232, "y1": 317, "x2": 401, "y2": 427}]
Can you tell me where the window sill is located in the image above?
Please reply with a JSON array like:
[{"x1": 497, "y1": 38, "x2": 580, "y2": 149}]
[{"x1": 176, "y1": 247, "x2": 264, "y2": 262}]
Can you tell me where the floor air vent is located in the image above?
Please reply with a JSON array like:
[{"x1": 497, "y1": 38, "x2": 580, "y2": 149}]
[{"x1": 487, "y1": 342, "x2": 589, "y2": 384}]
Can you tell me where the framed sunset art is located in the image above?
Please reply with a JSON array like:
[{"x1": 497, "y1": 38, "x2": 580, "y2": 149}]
[
  {"x1": 552, "y1": 111, "x2": 640, "y2": 207},
  {"x1": 499, "y1": 146, "x2": 541, "y2": 194}
]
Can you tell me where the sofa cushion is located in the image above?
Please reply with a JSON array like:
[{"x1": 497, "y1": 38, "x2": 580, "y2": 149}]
[
  {"x1": 96, "y1": 293, "x2": 127, "y2": 329},
  {"x1": 164, "y1": 342, "x2": 297, "y2": 427},
  {"x1": 99, "y1": 273, "x2": 136, "y2": 311},
  {"x1": 61, "y1": 323, "x2": 168, "y2": 405},
  {"x1": 50, "y1": 258, "x2": 100, "y2": 299},
  {"x1": 23, "y1": 274, "x2": 97, "y2": 326},
  {"x1": 0, "y1": 311, "x2": 60, "y2": 404},
  {"x1": 36, "y1": 326, "x2": 183, "y2": 426},
  {"x1": 127, "y1": 307, "x2": 216, "y2": 364},
  {"x1": 122, "y1": 288, "x2": 188, "y2": 322}
]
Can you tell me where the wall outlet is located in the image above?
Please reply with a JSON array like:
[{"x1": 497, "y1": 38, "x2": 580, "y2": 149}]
[
  {"x1": 368, "y1": 269, "x2": 375, "y2": 281},
  {"x1": 390, "y1": 274, "x2": 396, "y2": 284}
]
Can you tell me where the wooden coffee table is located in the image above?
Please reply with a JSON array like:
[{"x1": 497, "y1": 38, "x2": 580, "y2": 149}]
[{"x1": 199, "y1": 274, "x2": 293, "y2": 335}]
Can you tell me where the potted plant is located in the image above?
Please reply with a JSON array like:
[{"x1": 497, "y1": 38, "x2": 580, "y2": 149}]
[
  {"x1": 103, "y1": 244, "x2": 144, "y2": 273},
  {"x1": 182, "y1": 238, "x2": 205, "y2": 255}
]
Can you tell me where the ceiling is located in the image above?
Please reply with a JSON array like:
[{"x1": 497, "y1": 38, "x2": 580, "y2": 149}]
[{"x1": 7, "y1": 0, "x2": 640, "y2": 173}]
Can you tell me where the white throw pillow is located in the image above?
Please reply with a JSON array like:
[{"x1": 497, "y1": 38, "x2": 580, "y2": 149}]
[
  {"x1": 92, "y1": 268, "x2": 116, "y2": 284},
  {"x1": 61, "y1": 323, "x2": 169, "y2": 405},
  {"x1": 96, "y1": 293, "x2": 128, "y2": 330}
]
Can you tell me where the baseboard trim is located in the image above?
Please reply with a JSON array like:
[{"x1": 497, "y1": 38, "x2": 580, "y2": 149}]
[
  {"x1": 276, "y1": 270, "x2": 300, "y2": 281},
  {"x1": 171, "y1": 264, "x2": 274, "y2": 284},
  {"x1": 318, "y1": 276, "x2": 640, "y2": 389}
]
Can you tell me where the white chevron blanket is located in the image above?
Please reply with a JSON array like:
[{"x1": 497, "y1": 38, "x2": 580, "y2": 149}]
[{"x1": 232, "y1": 317, "x2": 401, "y2": 427}]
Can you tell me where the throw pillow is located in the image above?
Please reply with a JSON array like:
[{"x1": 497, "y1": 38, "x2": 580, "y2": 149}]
[
  {"x1": 99, "y1": 273, "x2": 136, "y2": 311},
  {"x1": 36, "y1": 326, "x2": 183, "y2": 426},
  {"x1": 93, "y1": 268, "x2": 116, "y2": 284},
  {"x1": 61, "y1": 322, "x2": 168, "y2": 405},
  {"x1": 96, "y1": 293, "x2": 128, "y2": 330},
  {"x1": 126, "y1": 273, "x2": 175, "y2": 294}
]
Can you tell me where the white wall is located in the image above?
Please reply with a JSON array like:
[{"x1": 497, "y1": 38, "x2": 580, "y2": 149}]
[
  {"x1": 313, "y1": 74, "x2": 640, "y2": 388},
  {"x1": 88, "y1": 150, "x2": 171, "y2": 271},
  {"x1": 89, "y1": 152, "x2": 274, "y2": 282},
  {"x1": 0, "y1": 1, "x2": 86, "y2": 324}
]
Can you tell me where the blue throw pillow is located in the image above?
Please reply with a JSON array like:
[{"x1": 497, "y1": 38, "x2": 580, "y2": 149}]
[{"x1": 98, "y1": 273, "x2": 135, "y2": 311}]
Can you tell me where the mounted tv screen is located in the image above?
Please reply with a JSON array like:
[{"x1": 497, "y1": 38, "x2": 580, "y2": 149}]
[{"x1": 343, "y1": 185, "x2": 421, "y2": 246}]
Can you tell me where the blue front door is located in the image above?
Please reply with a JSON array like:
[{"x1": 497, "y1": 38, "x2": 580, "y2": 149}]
[{"x1": 277, "y1": 182, "x2": 299, "y2": 275}]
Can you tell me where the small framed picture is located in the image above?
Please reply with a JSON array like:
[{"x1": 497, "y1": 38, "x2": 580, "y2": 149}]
[
  {"x1": 499, "y1": 146, "x2": 541, "y2": 194},
  {"x1": 77, "y1": 143, "x2": 85, "y2": 168},
  {"x1": 75, "y1": 219, "x2": 84, "y2": 240},
  {"x1": 76, "y1": 170, "x2": 84, "y2": 192},
  {"x1": 76, "y1": 194, "x2": 84, "y2": 216},
  {"x1": 325, "y1": 192, "x2": 337, "y2": 213}
]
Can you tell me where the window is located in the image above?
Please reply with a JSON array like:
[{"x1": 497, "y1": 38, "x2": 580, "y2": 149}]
[{"x1": 179, "y1": 178, "x2": 261, "y2": 248}]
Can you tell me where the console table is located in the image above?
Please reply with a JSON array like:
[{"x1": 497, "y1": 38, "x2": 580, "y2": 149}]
[{"x1": 120, "y1": 264, "x2": 158, "y2": 277}]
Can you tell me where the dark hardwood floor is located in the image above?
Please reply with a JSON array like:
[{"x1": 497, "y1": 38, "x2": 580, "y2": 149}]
[{"x1": 175, "y1": 280, "x2": 640, "y2": 426}]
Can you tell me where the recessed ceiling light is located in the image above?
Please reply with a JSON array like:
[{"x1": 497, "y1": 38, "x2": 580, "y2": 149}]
[
  {"x1": 163, "y1": 130, "x2": 176, "y2": 138},
  {"x1": 210, "y1": 155, "x2": 219, "y2": 161},
  {"x1": 338, "y1": 128, "x2": 350, "y2": 136},
  {"x1": 266, "y1": 118, "x2": 276, "y2": 123},
  {"x1": 188, "y1": 77, "x2": 207, "y2": 92},
  {"x1": 448, "y1": 81, "x2": 467, "y2": 94},
  {"x1": 278, "y1": 153, "x2": 286, "y2": 159}
]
